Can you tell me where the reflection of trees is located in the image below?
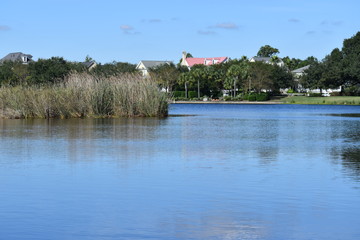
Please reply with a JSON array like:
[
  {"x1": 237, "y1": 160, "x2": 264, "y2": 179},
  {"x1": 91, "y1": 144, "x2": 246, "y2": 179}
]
[
  {"x1": 333, "y1": 120, "x2": 360, "y2": 181},
  {"x1": 341, "y1": 147, "x2": 360, "y2": 182},
  {"x1": 0, "y1": 118, "x2": 165, "y2": 164}
]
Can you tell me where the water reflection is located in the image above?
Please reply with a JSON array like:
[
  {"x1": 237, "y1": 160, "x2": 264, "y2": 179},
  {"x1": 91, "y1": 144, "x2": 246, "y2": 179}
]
[
  {"x1": 341, "y1": 148, "x2": 360, "y2": 182},
  {"x1": 0, "y1": 118, "x2": 166, "y2": 165},
  {"x1": 1, "y1": 104, "x2": 360, "y2": 240}
]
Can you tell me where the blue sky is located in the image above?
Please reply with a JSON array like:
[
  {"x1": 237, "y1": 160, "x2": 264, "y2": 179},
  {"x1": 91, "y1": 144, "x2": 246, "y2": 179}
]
[{"x1": 1, "y1": 0, "x2": 359, "y2": 64}]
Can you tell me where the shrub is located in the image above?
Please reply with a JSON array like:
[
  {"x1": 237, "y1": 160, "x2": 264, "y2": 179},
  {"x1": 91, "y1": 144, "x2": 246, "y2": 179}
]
[
  {"x1": 224, "y1": 96, "x2": 232, "y2": 101},
  {"x1": 173, "y1": 91, "x2": 185, "y2": 98},
  {"x1": 188, "y1": 91, "x2": 197, "y2": 99},
  {"x1": 256, "y1": 93, "x2": 270, "y2": 101},
  {"x1": 330, "y1": 92, "x2": 342, "y2": 96},
  {"x1": 343, "y1": 86, "x2": 360, "y2": 96},
  {"x1": 248, "y1": 94, "x2": 257, "y2": 101},
  {"x1": 308, "y1": 93, "x2": 322, "y2": 97},
  {"x1": 287, "y1": 89, "x2": 295, "y2": 93}
]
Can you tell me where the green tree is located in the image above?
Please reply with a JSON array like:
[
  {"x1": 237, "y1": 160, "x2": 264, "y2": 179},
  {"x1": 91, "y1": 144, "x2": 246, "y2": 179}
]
[
  {"x1": 249, "y1": 61, "x2": 273, "y2": 93},
  {"x1": 93, "y1": 61, "x2": 136, "y2": 77},
  {"x1": 257, "y1": 45, "x2": 280, "y2": 57},
  {"x1": 149, "y1": 63, "x2": 180, "y2": 93},
  {"x1": 177, "y1": 72, "x2": 194, "y2": 98},
  {"x1": 226, "y1": 61, "x2": 249, "y2": 97},
  {"x1": 190, "y1": 65, "x2": 207, "y2": 98},
  {"x1": 85, "y1": 55, "x2": 94, "y2": 62},
  {"x1": 282, "y1": 56, "x2": 318, "y2": 71},
  {"x1": 301, "y1": 62, "x2": 326, "y2": 91},
  {"x1": 342, "y1": 31, "x2": 360, "y2": 86},
  {"x1": 28, "y1": 57, "x2": 71, "y2": 84},
  {"x1": 321, "y1": 48, "x2": 344, "y2": 89},
  {"x1": 271, "y1": 65, "x2": 294, "y2": 92},
  {"x1": 0, "y1": 61, "x2": 12, "y2": 85}
]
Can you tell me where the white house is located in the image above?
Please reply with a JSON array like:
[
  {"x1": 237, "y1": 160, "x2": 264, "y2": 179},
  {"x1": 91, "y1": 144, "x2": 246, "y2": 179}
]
[
  {"x1": 249, "y1": 56, "x2": 285, "y2": 67},
  {"x1": 136, "y1": 60, "x2": 173, "y2": 77},
  {"x1": 0, "y1": 52, "x2": 33, "y2": 64},
  {"x1": 81, "y1": 61, "x2": 97, "y2": 71}
]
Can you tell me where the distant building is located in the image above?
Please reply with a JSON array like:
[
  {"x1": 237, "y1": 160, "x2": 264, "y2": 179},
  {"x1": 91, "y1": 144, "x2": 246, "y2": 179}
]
[
  {"x1": 136, "y1": 60, "x2": 173, "y2": 76},
  {"x1": 291, "y1": 65, "x2": 310, "y2": 78},
  {"x1": 180, "y1": 51, "x2": 229, "y2": 69},
  {"x1": 290, "y1": 65, "x2": 310, "y2": 91},
  {"x1": 81, "y1": 61, "x2": 97, "y2": 71},
  {"x1": 0, "y1": 52, "x2": 33, "y2": 64},
  {"x1": 249, "y1": 56, "x2": 285, "y2": 67}
]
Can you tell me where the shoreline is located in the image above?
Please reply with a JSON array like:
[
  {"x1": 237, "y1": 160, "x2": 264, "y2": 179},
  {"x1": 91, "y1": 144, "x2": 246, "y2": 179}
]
[{"x1": 171, "y1": 100, "x2": 283, "y2": 105}]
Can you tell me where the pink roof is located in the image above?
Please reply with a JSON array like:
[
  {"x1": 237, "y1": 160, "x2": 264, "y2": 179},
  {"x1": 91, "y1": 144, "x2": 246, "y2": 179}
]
[{"x1": 185, "y1": 57, "x2": 228, "y2": 67}]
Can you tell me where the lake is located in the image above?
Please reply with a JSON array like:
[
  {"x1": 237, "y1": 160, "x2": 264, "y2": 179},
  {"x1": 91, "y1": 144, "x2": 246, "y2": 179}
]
[{"x1": 1, "y1": 103, "x2": 360, "y2": 240}]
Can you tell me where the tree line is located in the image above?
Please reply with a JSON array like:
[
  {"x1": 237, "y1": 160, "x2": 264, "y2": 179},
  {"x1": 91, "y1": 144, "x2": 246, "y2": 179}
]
[
  {"x1": 301, "y1": 31, "x2": 360, "y2": 95},
  {"x1": 0, "y1": 57, "x2": 137, "y2": 86},
  {"x1": 150, "y1": 57, "x2": 295, "y2": 99},
  {"x1": 1, "y1": 31, "x2": 359, "y2": 97}
]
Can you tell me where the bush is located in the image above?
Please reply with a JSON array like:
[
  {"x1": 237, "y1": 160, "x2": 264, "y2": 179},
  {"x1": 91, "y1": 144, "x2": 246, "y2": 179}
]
[
  {"x1": 173, "y1": 91, "x2": 185, "y2": 98},
  {"x1": 188, "y1": 91, "x2": 197, "y2": 98},
  {"x1": 224, "y1": 96, "x2": 232, "y2": 101},
  {"x1": 308, "y1": 93, "x2": 322, "y2": 97},
  {"x1": 242, "y1": 93, "x2": 270, "y2": 101},
  {"x1": 248, "y1": 94, "x2": 257, "y2": 101},
  {"x1": 330, "y1": 92, "x2": 342, "y2": 96},
  {"x1": 287, "y1": 89, "x2": 295, "y2": 93},
  {"x1": 256, "y1": 93, "x2": 270, "y2": 101},
  {"x1": 343, "y1": 86, "x2": 360, "y2": 96}
]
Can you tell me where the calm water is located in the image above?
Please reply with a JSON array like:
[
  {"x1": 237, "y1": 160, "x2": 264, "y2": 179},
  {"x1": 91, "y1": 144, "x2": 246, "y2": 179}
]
[{"x1": 1, "y1": 104, "x2": 360, "y2": 240}]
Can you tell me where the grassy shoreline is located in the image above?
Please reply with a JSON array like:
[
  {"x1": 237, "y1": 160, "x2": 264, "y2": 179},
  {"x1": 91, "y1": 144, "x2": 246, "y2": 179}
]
[
  {"x1": 0, "y1": 73, "x2": 168, "y2": 119},
  {"x1": 278, "y1": 96, "x2": 360, "y2": 105},
  {"x1": 172, "y1": 96, "x2": 360, "y2": 105}
]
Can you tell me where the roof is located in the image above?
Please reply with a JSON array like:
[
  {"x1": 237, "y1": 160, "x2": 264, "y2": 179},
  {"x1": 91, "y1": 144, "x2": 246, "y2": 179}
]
[
  {"x1": 185, "y1": 57, "x2": 228, "y2": 67},
  {"x1": 0, "y1": 52, "x2": 33, "y2": 63},
  {"x1": 250, "y1": 56, "x2": 272, "y2": 62},
  {"x1": 82, "y1": 61, "x2": 96, "y2": 68},
  {"x1": 292, "y1": 65, "x2": 310, "y2": 73},
  {"x1": 137, "y1": 60, "x2": 173, "y2": 69}
]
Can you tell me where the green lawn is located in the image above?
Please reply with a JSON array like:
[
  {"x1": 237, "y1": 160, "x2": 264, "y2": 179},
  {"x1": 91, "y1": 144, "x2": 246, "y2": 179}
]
[{"x1": 277, "y1": 96, "x2": 360, "y2": 105}]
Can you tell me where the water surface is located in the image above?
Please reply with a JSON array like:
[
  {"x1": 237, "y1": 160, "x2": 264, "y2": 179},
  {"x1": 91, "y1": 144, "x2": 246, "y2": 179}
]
[{"x1": 1, "y1": 104, "x2": 360, "y2": 240}]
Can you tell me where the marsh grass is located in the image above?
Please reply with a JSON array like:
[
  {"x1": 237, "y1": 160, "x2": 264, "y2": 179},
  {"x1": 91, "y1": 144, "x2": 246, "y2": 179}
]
[{"x1": 0, "y1": 73, "x2": 168, "y2": 118}]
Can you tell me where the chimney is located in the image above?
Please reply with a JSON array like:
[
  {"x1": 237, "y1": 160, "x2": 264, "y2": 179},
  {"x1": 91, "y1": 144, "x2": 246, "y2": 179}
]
[{"x1": 181, "y1": 51, "x2": 187, "y2": 65}]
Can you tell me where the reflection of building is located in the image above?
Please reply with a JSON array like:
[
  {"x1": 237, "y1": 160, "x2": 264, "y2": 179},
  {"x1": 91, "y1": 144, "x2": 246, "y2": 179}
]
[
  {"x1": 136, "y1": 60, "x2": 173, "y2": 77},
  {"x1": 0, "y1": 52, "x2": 33, "y2": 64},
  {"x1": 180, "y1": 51, "x2": 229, "y2": 69}
]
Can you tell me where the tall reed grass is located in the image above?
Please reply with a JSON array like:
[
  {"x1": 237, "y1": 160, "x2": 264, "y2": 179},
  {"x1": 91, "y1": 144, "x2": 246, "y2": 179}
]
[{"x1": 0, "y1": 73, "x2": 168, "y2": 118}]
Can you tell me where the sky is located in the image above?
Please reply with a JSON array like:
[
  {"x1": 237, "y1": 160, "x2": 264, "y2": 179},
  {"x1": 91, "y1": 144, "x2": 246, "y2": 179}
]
[{"x1": 1, "y1": 0, "x2": 359, "y2": 64}]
